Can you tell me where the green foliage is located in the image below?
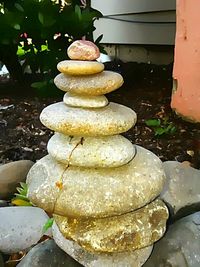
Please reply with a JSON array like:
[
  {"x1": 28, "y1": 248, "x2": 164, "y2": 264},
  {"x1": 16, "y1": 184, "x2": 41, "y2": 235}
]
[
  {"x1": 12, "y1": 182, "x2": 33, "y2": 206},
  {"x1": 42, "y1": 218, "x2": 54, "y2": 233},
  {"x1": 145, "y1": 118, "x2": 177, "y2": 137},
  {"x1": 0, "y1": 0, "x2": 102, "y2": 89}
]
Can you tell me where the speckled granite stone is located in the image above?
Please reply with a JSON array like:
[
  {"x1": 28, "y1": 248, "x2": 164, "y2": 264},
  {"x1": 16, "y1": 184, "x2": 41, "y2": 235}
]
[
  {"x1": 54, "y1": 71, "x2": 123, "y2": 96},
  {"x1": 52, "y1": 223, "x2": 153, "y2": 267},
  {"x1": 40, "y1": 102, "x2": 137, "y2": 136}
]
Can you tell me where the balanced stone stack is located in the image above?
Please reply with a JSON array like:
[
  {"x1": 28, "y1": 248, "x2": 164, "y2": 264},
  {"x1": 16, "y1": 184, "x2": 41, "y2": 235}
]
[{"x1": 27, "y1": 40, "x2": 169, "y2": 267}]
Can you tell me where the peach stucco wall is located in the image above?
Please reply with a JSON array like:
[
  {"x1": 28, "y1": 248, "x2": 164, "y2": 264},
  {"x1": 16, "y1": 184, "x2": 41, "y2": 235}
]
[{"x1": 171, "y1": 0, "x2": 200, "y2": 122}]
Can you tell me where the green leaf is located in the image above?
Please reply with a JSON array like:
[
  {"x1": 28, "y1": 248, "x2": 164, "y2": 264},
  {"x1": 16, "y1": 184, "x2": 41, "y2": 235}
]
[
  {"x1": 12, "y1": 198, "x2": 32, "y2": 206},
  {"x1": 42, "y1": 218, "x2": 54, "y2": 233},
  {"x1": 95, "y1": 34, "x2": 103, "y2": 44},
  {"x1": 170, "y1": 126, "x2": 177, "y2": 134},
  {"x1": 14, "y1": 194, "x2": 29, "y2": 201},
  {"x1": 145, "y1": 119, "x2": 161, "y2": 127},
  {"x1": 75, "y1": 5, "x2": 82, "y2": 20},
  {"x1": 154, "y1": 127, "x2": 166, "y2": 136},
  {"x1": 38, "y1": 12, "x2": 44, "y2": 25},
  {"x1": 14, "y1": 3, "x2": 24, "y2": 12},
  {"x1": 13, "y1": 23, "x2": 20, "y2": 30}
]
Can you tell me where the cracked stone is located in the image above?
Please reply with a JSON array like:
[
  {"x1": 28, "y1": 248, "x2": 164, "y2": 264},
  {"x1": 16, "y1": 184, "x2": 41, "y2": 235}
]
[
  {"x1": 27, "y1": 146, "x2": 166, "y2": 218},
  {"x1": 47, "y1": 133, "x2": 135, "y2": 168},
  {"x1": 54, "y1": 71, "x2": 124, "y2": 96}
]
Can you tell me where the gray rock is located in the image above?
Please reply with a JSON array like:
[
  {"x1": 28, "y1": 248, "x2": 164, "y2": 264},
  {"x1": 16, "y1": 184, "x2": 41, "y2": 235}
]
[
  {"x1": 0, "y1": 253, "x2": 4, "y2": 267},
  {"x1": 0, "y1": 207, "x2": 51, "y2": 254},
  {"x1": 17, "y1": 239, "x2": 82, "y2": 267},
  {"x1": 144, "y1": 212, "x2": 200, "y2": 267},
  {"x1": 0, "y1": 160, "x2": 34, "y2": 199},
  {"x1": 161, "y1": 161, "x2": 200, "y2": 219}
]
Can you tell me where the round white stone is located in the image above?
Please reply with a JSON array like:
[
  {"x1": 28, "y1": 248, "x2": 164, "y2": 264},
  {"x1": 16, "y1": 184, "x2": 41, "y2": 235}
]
[
  {"x1": 63, "y1": 92, "x2": 108, "y2": 108},
  {"x1": 27, "y1": 146, "x2": 166, "y2": 218},
  {"x1": 54, "y1": 71, "x2": 124, "y2": 96},
  {"x1": 57, "y1": 60, "x2": 104, "y2": 75},
  {"x1": 40, "y1": 102, "x2": 137, "y2": 136},
  {"x1": 52, "y1": 222, "x2": 153, "y2": 267},
  {"x1": 0, "y1": 207, "x2": 51, "y2": 254},
  {"x1": 47, "y1": 133, "x2": 135, "y2": 168}
]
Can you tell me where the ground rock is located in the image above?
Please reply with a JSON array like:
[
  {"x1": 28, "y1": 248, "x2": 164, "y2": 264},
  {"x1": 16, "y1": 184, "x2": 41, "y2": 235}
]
[
  {"x1": 160, "y1": 161, "x2": 200, "y2": 218},
  {"x1": 54, "y1": 199, "x2": 168, "y2": 253},
  {"x1": 0, "y1": 160, "x2": 34, "y2": 199},
  {"x1": 47, "y1": 133, "x2": 135, "y2": 168},
  {"x1": 40, "y1": 102, "x2": 137, "y2": 136},
  {"x1": 52, "y1": 223, "x2": 153, "y2": 267},
  {"x1": 27, "y1": 146, "x2": 166, "y2": 218},
  {"x1": 17, "y1": 239, "x2": 82, "y2": 267},
  {"x1": 67, "y1": 40, "x2": 100, "y2": 61},
  {"x1": 0, "y1": 207, "x2": 51, "y2": 254},
  {"x1": 57, "y1": 60, "x2": 104, "y2": 75},
  {"x1": 63, "y1": 92, "x2": 108, "y2": 108},
  {"x1": 54, "y1": 71, "x2": 124, "y2": 96},
  {"x1": 144, "y1": 212, "x2": 200, "y2": 267}
]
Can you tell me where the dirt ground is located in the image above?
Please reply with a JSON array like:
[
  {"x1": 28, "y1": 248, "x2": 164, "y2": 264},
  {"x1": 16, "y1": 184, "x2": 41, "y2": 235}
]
[{"x1": 0, "y1": 62, "x2": 200, "y2": 168}]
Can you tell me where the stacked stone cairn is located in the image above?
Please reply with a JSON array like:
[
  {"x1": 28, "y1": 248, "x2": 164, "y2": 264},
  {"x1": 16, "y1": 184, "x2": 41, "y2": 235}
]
[{"x1": 27, "y1": 40, "x2": 169, "y2": 267}]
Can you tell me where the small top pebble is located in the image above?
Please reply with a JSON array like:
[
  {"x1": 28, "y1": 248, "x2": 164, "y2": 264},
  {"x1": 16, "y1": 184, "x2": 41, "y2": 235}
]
[{"x1": 67, "y1": 40, "x2": 100, "y2": 61}]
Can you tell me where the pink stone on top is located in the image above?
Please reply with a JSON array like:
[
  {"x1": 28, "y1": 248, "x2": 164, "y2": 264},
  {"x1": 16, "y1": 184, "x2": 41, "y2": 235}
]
[{"x1": 67, "y1": 40, "x2": 100, "y2": 61}]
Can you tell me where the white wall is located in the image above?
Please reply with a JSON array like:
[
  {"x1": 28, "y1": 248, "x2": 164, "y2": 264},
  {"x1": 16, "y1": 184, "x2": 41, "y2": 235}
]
[{"x1": 91, "y1": 0, "x2": 176, "y2": 45}]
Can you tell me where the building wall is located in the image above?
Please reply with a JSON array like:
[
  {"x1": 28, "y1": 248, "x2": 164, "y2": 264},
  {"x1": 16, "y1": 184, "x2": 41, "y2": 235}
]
[{"x1": 91, "y1": 0, "x2": 176, "y2": 64}]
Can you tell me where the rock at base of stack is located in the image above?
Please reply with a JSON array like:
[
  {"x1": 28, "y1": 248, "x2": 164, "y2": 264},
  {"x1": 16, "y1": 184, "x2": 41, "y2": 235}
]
[{"x1": 52, "y1": 223, "x2": 153, "y2": 267}]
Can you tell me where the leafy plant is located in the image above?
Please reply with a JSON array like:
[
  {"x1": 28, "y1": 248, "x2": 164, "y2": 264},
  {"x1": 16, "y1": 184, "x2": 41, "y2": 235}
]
[
  {"x1": 0, "y1": 0, "x2": 102, "y2": 86},
  {"x1": 42, "y1": 218, "x2": 54, "y2": 233},
  {"x1": 145, "y1": 117, "x2": 177, "y2": 136},
  {"x1": 12, "y1": 182, "x2": 33, "y2": 206}
]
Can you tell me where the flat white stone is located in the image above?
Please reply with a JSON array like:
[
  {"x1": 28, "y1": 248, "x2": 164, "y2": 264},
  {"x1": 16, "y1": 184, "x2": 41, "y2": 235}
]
[
  {"x1": 63, "y1": 92, "x2": 108, "y2": 108},
  {"x1": 0, "y1": 207, "x2": 51, "y2": 254},
  {"x1": 47, "y1": 133, "x2": 135, "y2": 168},
  {"x1": 40, "y1": 102, "x2": 137, "y2": 136},
  {"x1": 54, "y1": 71, "x2": 124, "y2": 96},
  {"x1": 27, "y1": 146, "x2": 166, "y2": 218},
  {"x1": 52, "y1": 222, "x2": 153, "y2": 267},
  {"x1": 57, "y1": 60, "x2": 104, "y2": 75}
]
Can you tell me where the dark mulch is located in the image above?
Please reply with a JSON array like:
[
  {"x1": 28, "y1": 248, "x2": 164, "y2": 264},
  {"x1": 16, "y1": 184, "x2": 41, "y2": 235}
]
[{"x1": 0, "y1": 62, "x2": 200, "y2": 168}]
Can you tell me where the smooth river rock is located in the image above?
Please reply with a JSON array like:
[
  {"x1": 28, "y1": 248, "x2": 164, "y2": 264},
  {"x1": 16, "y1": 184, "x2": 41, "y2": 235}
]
[
  {"x1": 0, "y1": 160, "x2": 34, "y2": 199},
  {"x1": 47, "y1": 133, "x2": 136, "y2": 168},
  {"x1": 27, "y1": 146, "x2": 166, "y2": 218},
  {"x1": 57, "y1": 60, "x2": 104, "y2": 75},
  {"x1": 17, "y1": 239, "x2": 82, "y2": 267},
  {"x1": 160, "y1": 161, "x2": 200, "y2": 219},
  {"x1": 67, "y1": 40, "x2": 100, "y2": 61},
  {"x1": 0, "y1": 207, "x2": 51, "y2": 254},
  {"x1": 54, "y1": 199, "x2": 168, "y2": 253},
  {"x1": 54, "y1": 71, "x2": 124, "y2": 96},
  {"x1": 63, "y1": 92, "x2": 108, "y2": 108},
  {"x1": 40, "y1": 102, "x2": 136, "y2": 136},
  {"x1": 52, "y1": 222, "x2": 153, "y2": 267},
  {"x1": 144, "y1": 212, "x2": 200, "y2": 267}
]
